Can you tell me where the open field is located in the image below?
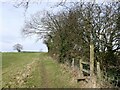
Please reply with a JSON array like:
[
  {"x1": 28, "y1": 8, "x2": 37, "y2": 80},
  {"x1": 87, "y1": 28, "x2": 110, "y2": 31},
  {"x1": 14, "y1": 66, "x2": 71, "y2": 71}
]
[{"x1": 2, "y1": 52, "x2": 79, "y2": 88}]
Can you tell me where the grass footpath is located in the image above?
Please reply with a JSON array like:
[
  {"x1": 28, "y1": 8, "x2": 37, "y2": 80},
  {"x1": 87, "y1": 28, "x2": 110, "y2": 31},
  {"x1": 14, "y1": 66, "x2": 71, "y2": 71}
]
[{"x1": 2, "y1": 52, "x2": 79, "y2": 88}]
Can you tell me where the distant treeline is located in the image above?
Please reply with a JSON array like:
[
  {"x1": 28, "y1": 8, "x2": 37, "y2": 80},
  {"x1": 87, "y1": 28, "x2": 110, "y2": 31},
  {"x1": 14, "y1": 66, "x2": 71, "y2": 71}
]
[{"x1": 22, "y1": 51, "x2": 41, "y2": 53}]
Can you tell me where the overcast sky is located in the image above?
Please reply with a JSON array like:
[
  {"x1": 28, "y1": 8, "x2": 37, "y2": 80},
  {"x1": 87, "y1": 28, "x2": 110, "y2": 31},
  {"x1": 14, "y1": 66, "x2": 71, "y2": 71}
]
[
  {"x1": 0, "y1": 0, "x2": 114, "y2": 52},
  {"x1": 0, "y1": 2, "x2": 55, "y2": 52}
]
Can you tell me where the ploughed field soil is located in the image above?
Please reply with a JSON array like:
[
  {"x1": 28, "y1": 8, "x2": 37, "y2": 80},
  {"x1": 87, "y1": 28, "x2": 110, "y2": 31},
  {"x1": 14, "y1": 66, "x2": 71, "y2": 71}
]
[{"x1": 2, "y1": 52, "x2": 80, "y2": 88}]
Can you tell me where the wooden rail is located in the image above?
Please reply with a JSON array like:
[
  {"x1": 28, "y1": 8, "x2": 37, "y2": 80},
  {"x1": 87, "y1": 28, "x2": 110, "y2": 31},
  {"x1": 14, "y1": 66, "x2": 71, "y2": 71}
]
[
  {"x1": 80, "y1": 61, "x2": 90, "y2": 74},
  {"x1": 78, "y1": 43, "x2": 95, "y2": 82},
  {"x1": 82, "y1": 68, "x2": 90, "y2": 74},
  {"x1": 78, "y1": 60, "x2": 90, "y2": 81},
  {"x1": 76, "y1": 43, "x2": 101, "y2": 85},
  {"x1": 81, "y1": 61, "x2": 90, "y2": 65}
]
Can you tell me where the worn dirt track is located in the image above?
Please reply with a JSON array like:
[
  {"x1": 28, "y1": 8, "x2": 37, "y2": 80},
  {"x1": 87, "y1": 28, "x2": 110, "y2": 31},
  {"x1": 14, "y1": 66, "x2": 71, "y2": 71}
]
[{"x1": 39, "y1": 60, "x2": 50, "y2": 88}]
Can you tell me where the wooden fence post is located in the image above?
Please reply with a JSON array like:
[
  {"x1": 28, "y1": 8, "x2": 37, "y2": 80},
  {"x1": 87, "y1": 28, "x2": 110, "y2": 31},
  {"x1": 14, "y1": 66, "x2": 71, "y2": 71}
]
[
  {"x1": 72, "y1": 58, "x2": 75, "y2": 81},
  {"x1": 90, "y1": 43, "x2": 94, "y2": 77},
  {"x1": 90, "y1": 43, "x2": 96, "y2": 87},
  {"x1": 72, "y1": 58, "x2": 75, "y2": 69},
  {"x1": 97, "y1": 61, "x2": 101, "y2": 80},
  {"x1": 79, "y1": 58, "x2": 83, "y2": 78}
]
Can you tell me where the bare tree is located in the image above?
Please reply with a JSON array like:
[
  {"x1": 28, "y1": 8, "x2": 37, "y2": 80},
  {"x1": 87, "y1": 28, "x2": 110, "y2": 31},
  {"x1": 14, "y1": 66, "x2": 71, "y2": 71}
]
[{"x1": 13, "y1": 44, "x2": 23, "y2": 52}]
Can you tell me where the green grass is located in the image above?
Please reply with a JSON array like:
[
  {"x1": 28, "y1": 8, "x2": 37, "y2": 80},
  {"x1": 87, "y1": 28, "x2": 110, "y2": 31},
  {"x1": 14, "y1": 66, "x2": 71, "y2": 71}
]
[
  {"x1": 39, "y1": 57, "x2": 72, "y2": 88},
  {"x1": 2, "y1": 52, "x2": 79, "y2": 88},
  {"x1": 2, "y1": 52, "x2": 39, "y2": 69},
  {"x1": 2, "y1": 52, "x2": 40, "y2": 88}
]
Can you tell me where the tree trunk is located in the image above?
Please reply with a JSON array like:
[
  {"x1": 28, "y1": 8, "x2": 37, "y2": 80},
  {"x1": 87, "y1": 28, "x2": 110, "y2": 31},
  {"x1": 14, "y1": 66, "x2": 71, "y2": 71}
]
[{"x1": 17, "y1": 49, "x2": 21, "y2": 52}]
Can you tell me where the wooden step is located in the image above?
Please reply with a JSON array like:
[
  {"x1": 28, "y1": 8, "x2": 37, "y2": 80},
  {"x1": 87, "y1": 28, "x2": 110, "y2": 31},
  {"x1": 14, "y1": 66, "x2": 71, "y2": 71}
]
[
  {"x1": 78, "y1": 76, "x2": 90, "y2": 79},
  {"x1": 77, "y1": 76, "x2": 90, "y2": 83}
]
